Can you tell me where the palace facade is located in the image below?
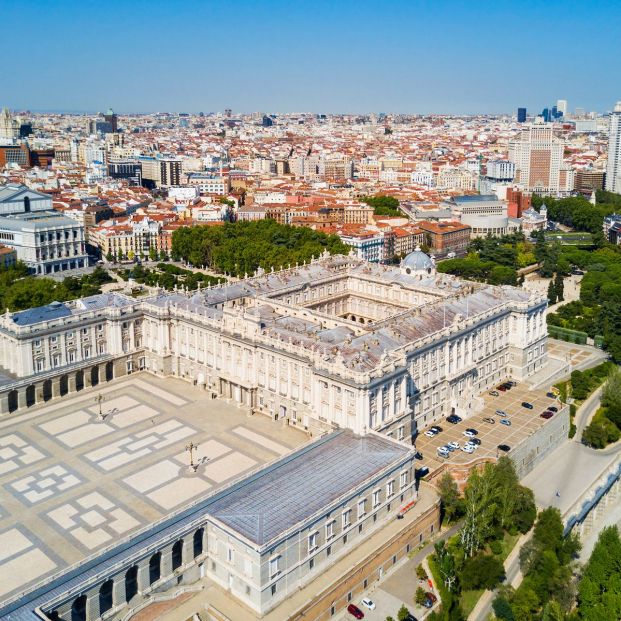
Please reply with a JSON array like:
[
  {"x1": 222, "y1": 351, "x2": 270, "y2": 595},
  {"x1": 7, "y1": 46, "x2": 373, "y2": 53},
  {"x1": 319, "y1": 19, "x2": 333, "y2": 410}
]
[{"x1": 0, "y1": 249, "x2": 547, "y2": 440}]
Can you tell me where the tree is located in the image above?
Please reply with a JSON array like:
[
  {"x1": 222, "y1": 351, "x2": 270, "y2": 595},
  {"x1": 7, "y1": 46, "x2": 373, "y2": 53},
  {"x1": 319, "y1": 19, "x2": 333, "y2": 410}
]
[
  {"x1": 416, "y1": 563, "x2": 428, "y2": 580},
  {"x1": 360, "y1": 194, "x2": 401, "y2": 216},
  {"x1": 547, "y1": 280, "x2": 557, "y2": 304},
  {"x1": 494, "y1": 457, "x2": 519, "y2": 529},
  {"x1": 397, "y1": 605, "x2": 411, "y2": 620},
  {"x1": 438, "y1": 472, "x2": 461, "y2": 523},
  {"x1": 461, "y1": 554, "x2": 505, "y2": 590},
  {"x1": 460, "y1": 466, "x2": 497, "y2": 557},
  {"x1": 576, "y1": 526, "x2": 621, "y2": 620},
  {"x1": 554, "y1": 272, "x2": 564, "y2": 303},
  {"x1": 541, "y1": 601, "x2": 564, "y2": 621},
  {"x1": 602, "y1": 368, "x2": 621, "y2": 427},
  {"x1": 127, "y1": 250, "x2": 135, "y2": 261},
  {"x1": 415, "y1": 586, "x2": 427, "y2": 605},
  {"x1": 105, "y1": 252, "x2": 113, "y2": 262},
  {"x1": 492, "y1": 596, "x2": 515, "y2": 621},
  {"x1": 149, "y1": 246, "x2": 158, "y2": 262},
  {"x1": 117, "y1": 248, "x2": 124, "y2": 261}
]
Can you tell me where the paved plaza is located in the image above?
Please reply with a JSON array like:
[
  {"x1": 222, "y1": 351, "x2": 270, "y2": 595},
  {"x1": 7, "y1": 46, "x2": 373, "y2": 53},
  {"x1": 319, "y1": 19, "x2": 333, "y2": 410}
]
[{"x1": 0, "y1": 373, "x2": 307, "y2": 603}]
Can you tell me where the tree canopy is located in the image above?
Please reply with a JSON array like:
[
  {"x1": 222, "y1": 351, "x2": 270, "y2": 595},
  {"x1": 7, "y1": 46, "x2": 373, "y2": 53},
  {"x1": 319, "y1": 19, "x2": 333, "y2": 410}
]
[
  {"x1": 171, "y1": 221, "x2": 349, "y2": 277},
  {"x1": 360, "y1": 194, "x2": 402, "y2": 216}
]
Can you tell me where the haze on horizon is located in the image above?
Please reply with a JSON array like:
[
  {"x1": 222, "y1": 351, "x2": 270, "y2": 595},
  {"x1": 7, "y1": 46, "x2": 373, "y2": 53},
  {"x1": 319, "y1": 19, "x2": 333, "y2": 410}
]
[{"x1": 5, "y1": 0, "x2": 621, "y2": 116}]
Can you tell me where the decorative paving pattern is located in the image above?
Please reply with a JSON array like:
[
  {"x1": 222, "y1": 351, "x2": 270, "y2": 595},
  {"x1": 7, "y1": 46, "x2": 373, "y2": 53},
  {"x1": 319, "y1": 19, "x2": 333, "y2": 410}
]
[
  {"x1": 0, "y1": 527, "x2": 56, "y2": 599},
  {"x1": 10, "y1": 465, "x2": 82, "y2": 505},
  {"x1": 39, "y1": 397, "x2": 160, "y2": 449},
  {"x1": 122, "y1": 440, "x2": 258, "y2": 510},
  {"x1": 0, "y1": 433, "x2": 46, "y2": 475},
  {"x1": 47, "y1": 492, "x2": 141, "y2": 550},
  {"x1": 232, "y1": 426, "x2": 291, "y2": 455},
  {"x1": 84, "y1": 419, "x2": 197, "y2": 471}
]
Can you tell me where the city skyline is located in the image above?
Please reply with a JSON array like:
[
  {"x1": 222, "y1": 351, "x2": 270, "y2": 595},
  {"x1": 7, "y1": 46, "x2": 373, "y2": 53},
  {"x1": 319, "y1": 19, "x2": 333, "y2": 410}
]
[{"x1": 5, "y1": 0, "x2": 621, "y2": 115}]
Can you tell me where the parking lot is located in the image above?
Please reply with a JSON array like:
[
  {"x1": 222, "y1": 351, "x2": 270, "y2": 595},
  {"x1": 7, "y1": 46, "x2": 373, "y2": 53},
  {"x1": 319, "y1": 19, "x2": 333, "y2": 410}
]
[{"x1": 415, "y1": 382, "x2": 562, "y2": 470}]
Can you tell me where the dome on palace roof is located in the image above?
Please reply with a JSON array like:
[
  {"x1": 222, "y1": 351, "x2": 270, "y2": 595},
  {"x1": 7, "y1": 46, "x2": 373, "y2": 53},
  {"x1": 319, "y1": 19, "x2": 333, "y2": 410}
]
[{"x1": 401, "y1": 246, "x2": 435, "y2": 273}]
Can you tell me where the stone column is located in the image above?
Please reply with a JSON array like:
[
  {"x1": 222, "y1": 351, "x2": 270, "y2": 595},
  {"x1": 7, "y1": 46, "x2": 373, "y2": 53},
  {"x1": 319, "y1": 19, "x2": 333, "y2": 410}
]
[
  {"x1": 69, "y1": 374, "x2": 77, "y2": 393},
  {"x1": 17, "y1": 387, "x2": 28, "y2": 410},
  {"x1": 137, "y1": 561, "x2": 151, "y2": 593},
  {"x1": 0, "y1": 392, "x2": 10, "y2": 415},
  {"x1": 85, "y1": 588, "x2": 99, "y2": 621},
  {"x1": 112, "y1": 575, "x2": 127, "y2": 608},
  {"x1": 52, "y1": 377, "x2": 62, "y2": 399},
  {"x1": 161, "y1": 544, "x2": 174, "y2": 578}
]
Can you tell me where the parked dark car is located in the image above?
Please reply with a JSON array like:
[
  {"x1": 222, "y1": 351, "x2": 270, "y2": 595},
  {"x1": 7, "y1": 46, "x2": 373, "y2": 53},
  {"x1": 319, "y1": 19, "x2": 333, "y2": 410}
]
[
  {"x1": 468, "y1": 437, "x2": 482, "y2": 445},
  {"x1": 498, "y1": 444, "x2": 511, "y2": 452},
  {"x1": 430, "y1": 425, "x2": 443, "y2": 433},
  {"x1": 404, "y1": 614, "x2": 418, "y2": 621},
  {"x1": 465, "y1": 428, "x2": 478, "y2": 435},
  {"x1": 446, "y1": 414, "x2": 462, "y2": 424},
  {"x1": 546, "y1": 392, "x2": 556, "y2": 399},
  {"x1": 347, "y1": 604, "x2": 365, "y2": 619},
  {"x1": 497, "y1": 384, "x2": 508, "y2": 392},
  {"x1": 540, "y1": 411, "x2": 554, "y2": 419},
  {"x1": 482, "y1": 417, "x2": 496, "y2": 424},
  {"x1": 414, "y1": 451, "x2": 423, "y2": 460},
  {"x1": 548, "y1": 406, "x2": 558, "y2": 412},
  {"x1": 522, "y1": 402, "x2": 534, "y2": 409}
]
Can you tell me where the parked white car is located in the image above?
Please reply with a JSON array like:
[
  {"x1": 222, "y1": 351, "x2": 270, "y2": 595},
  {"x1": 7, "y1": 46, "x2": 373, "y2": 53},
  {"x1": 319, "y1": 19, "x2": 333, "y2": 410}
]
[
  {"x1": 462, "y1": 445, "x2": 475, "y2": 453},
  {"x1": 361, "y1": 598, "x2": 376, "y2": 610},
  {"x1": 437, "y1": 447, "x2": 450, "y2": 457},
  {"x1": 424, "y1": 429, "x2": 437, "y2": 438},
  {"x1": 448, "y1": 441, "x2": 460, "y2": 449}
]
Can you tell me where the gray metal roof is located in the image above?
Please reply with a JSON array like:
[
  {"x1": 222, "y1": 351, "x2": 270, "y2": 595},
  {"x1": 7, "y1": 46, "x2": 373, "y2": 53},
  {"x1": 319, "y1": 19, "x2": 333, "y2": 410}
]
[
  {"x1": 0, "y1": 430, "x2": 409, "y2": 620},
  {"x1": 210, "y1": 430, "x2": 410, "y2": 545}
]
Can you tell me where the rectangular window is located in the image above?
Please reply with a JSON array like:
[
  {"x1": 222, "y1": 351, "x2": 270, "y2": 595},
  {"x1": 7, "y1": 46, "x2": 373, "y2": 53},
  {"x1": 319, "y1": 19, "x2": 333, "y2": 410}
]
[
  {"x1": 387, "y1": 480, "x2": 395, "y2": 498},
  {"x1": 373, "y1": 489, "x2": 381, "y2": 508},
  {"x1": 400, "y1": 471, "x2": 408, "y2": 489},
  {"x1": 342, "y1": 509, "x2": 352, "y2": 529},
  {"x1": 227, "y1": 547, "x2": 234, "y2": 563},
  {"x1": 271, "y1": 584, "x2": 276, "y2": 596},
  {"x1": 308, "y1": 532, "x2": 318, "y2": 553},
  {"x1": 269, "y1": 556, "x2": 280, "y2": 578},
  {"x1": 357, "y1": 498, "x2": 366, "y2": 519},
  {"x1": 326, "y1": 520, "x2": 335, "y2": 540}
]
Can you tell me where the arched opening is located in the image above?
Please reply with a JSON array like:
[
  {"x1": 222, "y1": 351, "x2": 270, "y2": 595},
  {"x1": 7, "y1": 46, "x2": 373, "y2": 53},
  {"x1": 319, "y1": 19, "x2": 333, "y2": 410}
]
[
  {"x1": 172, "y1": 539, "x2": 183, "y2": 570},
  {"x1": 99, "y1": 579, "x2": 113, "y2": 615},
  {"x1": 90, "y1": 366, "x2": 99, "y2": 387},
  {"x1": 24, "y1": 196, "x2": 31, "y2": 213},
  {"x1": 105, "y1": 361, "x2": 114, "y2": 382},
  {"x1": 60, "y1": 375, "x2": 68, "y2": 396},
  {"x1": 42, "y1": 379, "x2": 52, "y2": 402},
  {"x1": 359, "y1": 317, "x2": 364, "y2": 324},
  {"x1": 26, "y1": 385, "x2": 36, "y2": 407},
  {"x1": 193, "y1": 528, "x2": 204, "y2": 558},
  {"x1": 149, "y1": 552, "x2": 161, "y2": 585},
  {"x1": 8, "y1": 390, "x2": 17, "y2": 413},
  {"x1": 350, "y1": 315, "x2": 356, "y2": 322},
  {"x1": 76, "y1": 370, "x2": 84, "y2": 392},
  {"x1": 125, "y1": 565, "x2": 138, "y2": 602},
  {"x1": 71, "y1": 594, "x2": 87, "y2": 621}
]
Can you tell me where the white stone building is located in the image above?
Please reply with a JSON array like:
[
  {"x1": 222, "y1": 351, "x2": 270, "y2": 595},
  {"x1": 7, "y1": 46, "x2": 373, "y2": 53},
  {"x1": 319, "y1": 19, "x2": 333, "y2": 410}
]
[
  {"x1": 0, "y1": 252, "x2": 548, "y2": 439},
  {"x1": 0, "y1": 184, "x2": 88, "y2": 274}
]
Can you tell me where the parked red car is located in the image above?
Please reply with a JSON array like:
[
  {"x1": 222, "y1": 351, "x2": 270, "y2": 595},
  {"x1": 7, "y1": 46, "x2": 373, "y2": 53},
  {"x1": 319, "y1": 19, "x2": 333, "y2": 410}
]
[{"x1": 347, "y1": 604, "x2": 365, "y2": 619}]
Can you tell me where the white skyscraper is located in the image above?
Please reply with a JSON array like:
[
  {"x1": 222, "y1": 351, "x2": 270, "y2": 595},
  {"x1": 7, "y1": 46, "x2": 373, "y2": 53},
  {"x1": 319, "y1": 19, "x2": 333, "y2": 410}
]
[
  {"x1": 556, "y1": 99, "x2": 568, "y2": 116},
  {"x1": 605, "y1": 102, "x2": 621, "y2": 194}
]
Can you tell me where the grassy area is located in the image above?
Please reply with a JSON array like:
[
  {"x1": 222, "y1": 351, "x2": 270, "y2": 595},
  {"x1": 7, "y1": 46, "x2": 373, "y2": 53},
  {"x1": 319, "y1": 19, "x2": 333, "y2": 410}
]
[
  {"x1": 544, "y1": 232, "x2": 593, "y2": 245},
  {"x1": 460, "y1": 589, "x2": 484, "y2": 616},
  {"x1": 498, "y1": 531, "x2": 520, "y2": 562}
]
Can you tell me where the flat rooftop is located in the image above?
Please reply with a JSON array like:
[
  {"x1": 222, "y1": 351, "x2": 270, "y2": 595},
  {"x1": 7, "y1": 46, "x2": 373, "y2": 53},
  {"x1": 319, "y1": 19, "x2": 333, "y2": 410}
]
[
  {"x1": 0, "y1": 374, "x2": 308, "y2": 606},
  {"x1": 210, "y1": 431, "x2": 410, "y2": 546}
]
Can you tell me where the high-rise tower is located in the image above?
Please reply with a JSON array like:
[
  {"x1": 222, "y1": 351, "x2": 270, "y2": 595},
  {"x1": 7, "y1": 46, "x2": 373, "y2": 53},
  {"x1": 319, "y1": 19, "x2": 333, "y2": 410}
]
[{"x1": 605, "y1": 102, "x2": 621, "y2": 194}]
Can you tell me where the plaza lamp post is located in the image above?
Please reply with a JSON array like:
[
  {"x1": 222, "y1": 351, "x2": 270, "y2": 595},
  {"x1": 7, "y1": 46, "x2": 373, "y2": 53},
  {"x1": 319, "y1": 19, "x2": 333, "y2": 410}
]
[
  {"x1": 186, "y1": 441, "x2": 199, "y2": 472},
  {"x1": 94, "y1": 393, "x2": 105, "y2": 421}
]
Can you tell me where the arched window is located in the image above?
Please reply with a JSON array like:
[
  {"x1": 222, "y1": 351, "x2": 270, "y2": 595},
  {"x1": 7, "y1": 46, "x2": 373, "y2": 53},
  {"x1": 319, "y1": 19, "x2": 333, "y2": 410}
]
[
  {"x1": 71, "y1": 594, "x2": 87, "y2": 621},
  {"x1": 149, "y1": 552, "x2": 161, "y2": 584},
  {"x1": 193, "y1": 529, "x2": 204, "y2": 558},
  {"x1": 24, "y1": 196, "x2": 30, "y2": 213},
  {"x1": 125, "y1": 566, "x2": 138, "y2": 602},
  {"x1": 172, "y1": 540, "x2": 183, "y2": 570},
  {"x1": 99, "y1": 579, "x2": 113, "y2": 614}
]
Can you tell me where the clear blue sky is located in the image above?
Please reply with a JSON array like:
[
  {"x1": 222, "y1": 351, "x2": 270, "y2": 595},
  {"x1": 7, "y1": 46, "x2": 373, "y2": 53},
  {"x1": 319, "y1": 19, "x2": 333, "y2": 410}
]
[{"x1": 5, "y1": 0, "x2": 621, "y2": 115}]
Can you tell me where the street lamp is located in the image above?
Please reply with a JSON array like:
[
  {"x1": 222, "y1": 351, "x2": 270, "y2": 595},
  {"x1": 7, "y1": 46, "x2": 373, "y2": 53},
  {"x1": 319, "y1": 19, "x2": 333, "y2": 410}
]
[
  {"x1": 94, "y1": 393, "x2": 105, "y2": 421},
  {"x1": 185, "y1": 441, "x2": 199, "y2": 472}
]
